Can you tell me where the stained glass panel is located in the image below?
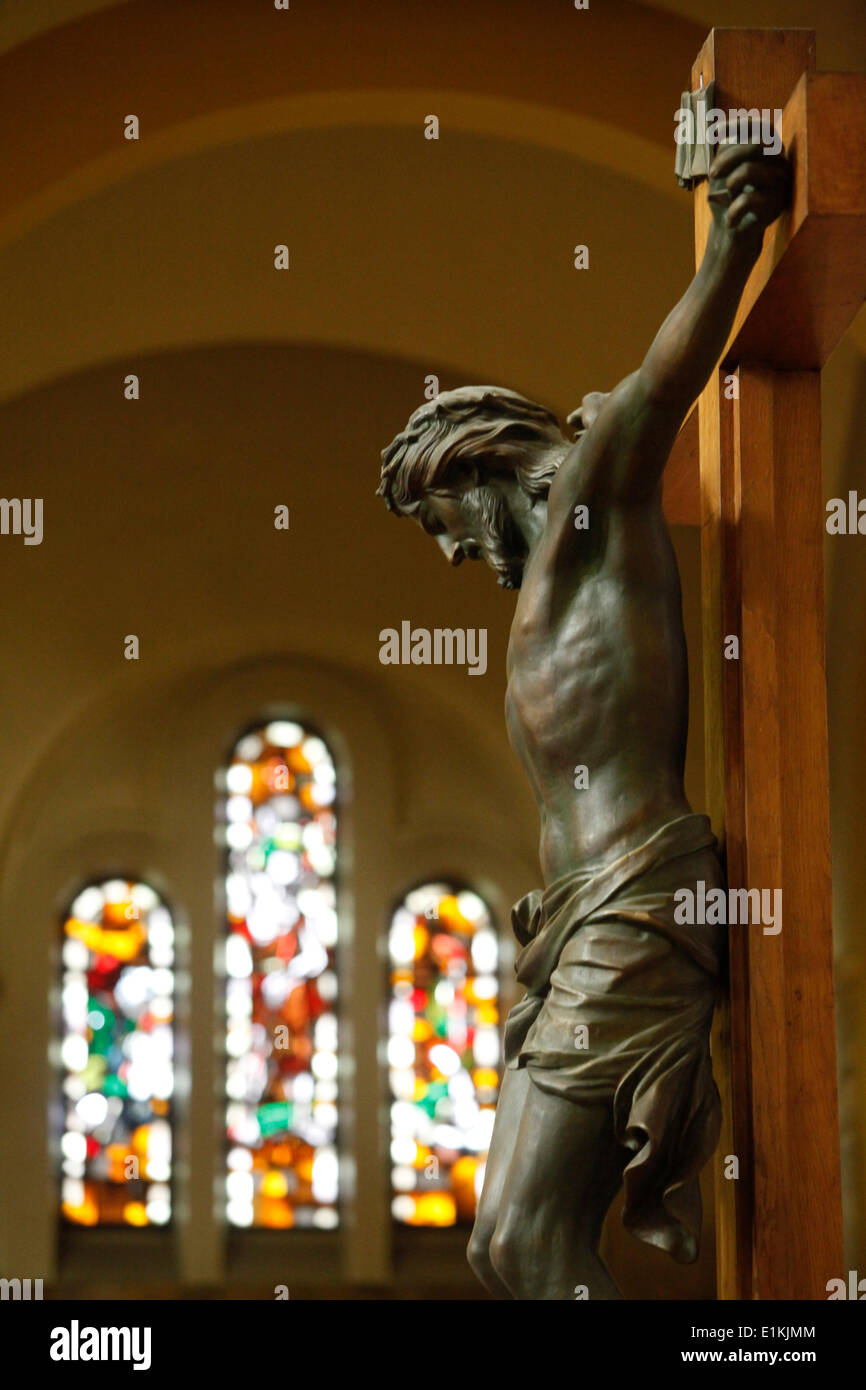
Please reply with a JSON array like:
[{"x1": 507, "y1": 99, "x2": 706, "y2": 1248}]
[
  {"x1": 59, "y1": 878, "x2": 174, "y2": 1227},
  {"x1": 222, "y1": 720, "x2": 339, "y2": 1229},
  {"x1": 388, "y1": 882, "x2": 499, "y2": 1226}
]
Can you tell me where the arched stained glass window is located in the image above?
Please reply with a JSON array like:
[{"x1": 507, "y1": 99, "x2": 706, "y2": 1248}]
[
  {"x1": 221, "y1": 720, "x2": 339, "y2": 1229},
  {"x1": 59, "y1": 878, "x2": 174, "y2": 1227},
  {"x1": 388, "y1": 882, "x2": 500, "y2": 1227}
]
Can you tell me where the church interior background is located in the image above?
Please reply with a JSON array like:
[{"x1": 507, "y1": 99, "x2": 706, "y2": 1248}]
[{"x1": 1, "y1": 0, "x2": 864, "y2": 1300}]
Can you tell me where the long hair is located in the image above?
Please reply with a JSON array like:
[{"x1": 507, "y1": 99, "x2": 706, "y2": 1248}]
[{"x1": 377, "y1": 385, "x2": 567, "y2": 516}]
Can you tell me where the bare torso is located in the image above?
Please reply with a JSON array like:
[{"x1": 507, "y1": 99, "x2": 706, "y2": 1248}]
[{"x1": 505, "y1": 482, "x2": 691, "y2": 885}]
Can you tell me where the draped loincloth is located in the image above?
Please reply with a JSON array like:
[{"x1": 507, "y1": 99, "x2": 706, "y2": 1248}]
[{"x1": 504, "y1": 813, "x2": 725, "y2": 1264}]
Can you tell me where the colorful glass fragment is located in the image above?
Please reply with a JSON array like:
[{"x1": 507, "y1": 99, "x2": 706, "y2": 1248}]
[
  {"x1": 222, "y1": 721, "x2": 339, "y2": 1229},
  {"x1": 59, "y1": 878, "x2": 174, "y2": 1227},
  {"x1": 388, "y1": 883, "x2": 499, "y2": 1226}
]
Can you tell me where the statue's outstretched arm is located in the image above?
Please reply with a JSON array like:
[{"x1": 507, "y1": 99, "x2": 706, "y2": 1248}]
[{"x1": 549, "y1": 141, "x2": 790, "y2": 521}]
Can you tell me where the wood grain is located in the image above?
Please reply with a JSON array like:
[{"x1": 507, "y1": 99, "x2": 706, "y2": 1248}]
[{"x1": 692, "y1": 28, "x2": 847, "y2": 1300}]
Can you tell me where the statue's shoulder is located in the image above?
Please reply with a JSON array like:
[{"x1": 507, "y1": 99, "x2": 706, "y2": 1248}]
[{"x1": 544, "y1": 434, "x2": 591, "y2": 530}]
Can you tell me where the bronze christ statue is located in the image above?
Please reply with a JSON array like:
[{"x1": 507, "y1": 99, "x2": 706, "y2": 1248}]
[{"x1": 378, "y1": 140, "x2": 790, "y2": 1299}]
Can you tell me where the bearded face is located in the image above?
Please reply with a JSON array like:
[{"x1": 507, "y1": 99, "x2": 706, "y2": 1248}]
[
  {"x1": 379, "y1": 386, "x2": 578, "y2": 587},
  {"x1": 414, "y1": 484, "x2": 529, "y2": 590}
]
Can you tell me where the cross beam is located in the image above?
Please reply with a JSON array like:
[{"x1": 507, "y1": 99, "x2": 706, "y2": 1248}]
[{"x1": 687, "y1": 29, "x2": 866, "y2": 1301}]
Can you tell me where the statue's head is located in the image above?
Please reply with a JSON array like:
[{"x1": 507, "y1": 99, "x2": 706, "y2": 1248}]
[{"x1": 377, "y1": 386, "x2": 570, "y2": 589}]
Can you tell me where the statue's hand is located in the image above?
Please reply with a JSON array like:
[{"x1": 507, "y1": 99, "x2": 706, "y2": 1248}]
[{"x1": 708, "y1": 141, "x2": 792, "y2": 247}]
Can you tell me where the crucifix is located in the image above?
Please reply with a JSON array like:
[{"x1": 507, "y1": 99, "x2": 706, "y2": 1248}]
[
  {"x1": 378, "y1": 26, "x2": 864, "y2": 1300},
  {"x1": 673, "y1": 26, "x2": 866, "y2": 1302}
]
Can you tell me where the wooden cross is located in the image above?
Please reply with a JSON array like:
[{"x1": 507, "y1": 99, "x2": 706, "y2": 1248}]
[{"x1": 670, "y1": 28, "x2": 866, "y2": 1300}]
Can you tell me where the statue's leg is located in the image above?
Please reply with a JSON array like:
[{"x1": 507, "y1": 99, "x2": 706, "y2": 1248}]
[
  {"x1": 467, "y1": 1065, "x2": 533, "y2": 1298},
  {"x1": 488, "y1": 1075, "x2": 627, "y2": 1300}
]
